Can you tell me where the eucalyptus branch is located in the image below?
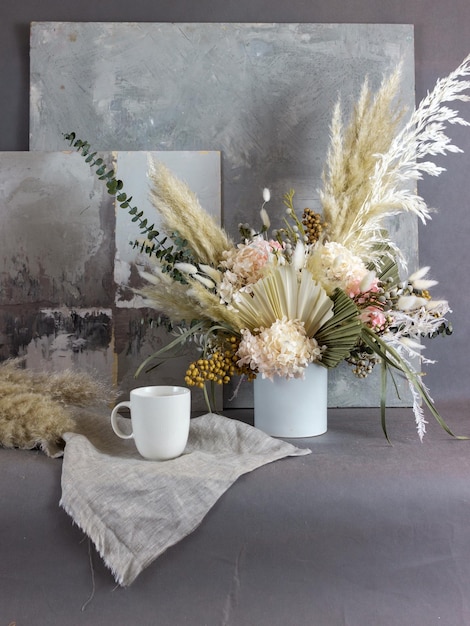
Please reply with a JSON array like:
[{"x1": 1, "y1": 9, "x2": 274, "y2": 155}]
[
  {"x1": 64, "y1": 132, "x2": 196, "y2": 279},
  {"x1": 64, "y1": 133, "x2": 156, "y2": 243}
]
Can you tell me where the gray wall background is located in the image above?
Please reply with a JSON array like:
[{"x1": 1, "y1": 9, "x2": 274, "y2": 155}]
[{"x1": 1, "y1": 0, "x2": 469, "y2": 405}]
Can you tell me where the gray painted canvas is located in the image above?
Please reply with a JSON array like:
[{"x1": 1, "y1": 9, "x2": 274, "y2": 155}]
[
  {"x1": 0, "y1": 150, "x2": 220, "y2": 410},
  {"x1": 29, "y1": 22, "x2": 416, "y2": 407}
]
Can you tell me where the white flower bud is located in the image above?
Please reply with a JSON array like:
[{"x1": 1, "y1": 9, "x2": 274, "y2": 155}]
[
  {"x1": 193, "y1": 274, "x2": 216, "y2": 289},
  {"x1": 262, "y1": 188, "x2": 271, "y2": 203},
  {"x1": 292, "y1": 240, "x2": 305, "y2": 271},
  {"x1": 359, "y1": 270, "x2": 377, "y2": 292},
  {"x1": 397, "y1": 295, "x2": 428, "y2": 311},
  {"x1": 408, "y1": 266, "x2": 430, "y2": 282},
  {"x1": 408, "y1": 266, "x2": 438, "y2": 289},
  {"x1": 412, "y1": 279, "x2": 438, "y2": 290},
  {"x1": 174, "y1": 262, "x2": 198, "y2": 275},
  {"x1": 199, "y1": 264, "x2": 222, "y2": 283},
  {"x1": 260, "y1": 207, "x2": 271, "y2": 229}
]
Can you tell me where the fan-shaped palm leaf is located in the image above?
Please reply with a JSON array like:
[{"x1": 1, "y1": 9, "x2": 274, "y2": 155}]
[
  {"x1": 315, "y1": 288, "x2": 362, "y2": 368},
  {"x1": 234, "y1": 266, "x2": 334, "y2": 334}
]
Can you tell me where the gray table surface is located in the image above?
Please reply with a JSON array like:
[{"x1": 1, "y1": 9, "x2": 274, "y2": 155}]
[{"x1": 2, "y1": 401, "x2": 470, "y2": 626}]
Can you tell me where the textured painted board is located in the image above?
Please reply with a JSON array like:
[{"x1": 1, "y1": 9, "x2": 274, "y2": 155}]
[
  {"x1": 29, "y1": 22, "x2": 416, "y2": 407},
  {"x1": 0, "y1": 150, "x2": 221, "y2": 409},
  {"x1": 0, "y1": 151, "x2": 114, "y2": 307},
  {"x1": 0, "y1": 151, "x2": 115, "y2": 387},
  {"x1": 30, "y1": 23, "x2": 415, "y2": 236}
]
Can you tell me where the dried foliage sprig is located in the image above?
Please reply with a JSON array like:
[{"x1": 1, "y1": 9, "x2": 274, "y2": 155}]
[
  {"x1": 64, "y1": 133, "x2": 192, "y2": 279},
  {"x1": 64, "y1": 133, "x2": 159, "y2": 246}
]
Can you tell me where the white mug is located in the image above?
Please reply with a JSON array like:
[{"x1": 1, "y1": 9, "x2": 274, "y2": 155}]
[{"x1": 110, "y1": 386, "x2": 190, "y2": 461}]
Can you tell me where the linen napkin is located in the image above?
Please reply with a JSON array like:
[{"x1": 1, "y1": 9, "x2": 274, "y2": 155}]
[{"x1": 60, "y1": 411, "x2": 310, "y2": 586}]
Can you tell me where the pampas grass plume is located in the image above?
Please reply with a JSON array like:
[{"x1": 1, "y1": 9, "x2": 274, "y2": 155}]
[{"x1": 0, "y1": 359, "x2": 116, "y2": 457}]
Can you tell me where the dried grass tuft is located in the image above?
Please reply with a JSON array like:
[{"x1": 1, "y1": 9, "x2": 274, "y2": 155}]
[{"x1": 0, "y1": 359, "x2": 116, "y2": 457}]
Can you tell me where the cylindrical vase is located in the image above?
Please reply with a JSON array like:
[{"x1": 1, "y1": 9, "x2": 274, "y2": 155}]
[{"x1": 253, "y1": 363, "x2": 328, "y2": 438}]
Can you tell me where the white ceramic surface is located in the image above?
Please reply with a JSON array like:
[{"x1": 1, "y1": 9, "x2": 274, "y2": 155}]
[
  {"x1": 111, "y1": 386, "x2": 191, "y2": 460},
  {"x1": 253, "y1": 363, "x2": 328, "y2": 438}
]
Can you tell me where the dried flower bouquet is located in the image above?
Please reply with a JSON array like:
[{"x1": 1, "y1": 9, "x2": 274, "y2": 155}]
[{"x1": 66, "y1": 54, "x2": 470, "y2": 440}]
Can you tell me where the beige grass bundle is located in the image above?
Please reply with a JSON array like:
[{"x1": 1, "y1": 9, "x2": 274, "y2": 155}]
[
  {"x1": 148, "y1": 158, "x2": 232, "y2": 266},
  {"x1": 140, "y1": 268, "x2": 243, "y2": 329},
  {"x1": 0, "y1": 359, "x2": 115, "y2": 457},
  {"x1": 320, "y1": 65, "x2": 406, "y2": 252},
  {"x1": 139, "y1": 265, "x2": 205, "y2": 323}
]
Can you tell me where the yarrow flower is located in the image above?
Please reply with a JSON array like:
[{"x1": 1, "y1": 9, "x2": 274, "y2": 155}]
[{"x1": 236, "y1": 317, "x2": 324, "y2": 380}]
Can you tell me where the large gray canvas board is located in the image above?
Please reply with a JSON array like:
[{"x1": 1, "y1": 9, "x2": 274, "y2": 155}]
[
  {"x1": 29, "y1": 23, "x2": 415, "y2": 240},
  {"x1": 29, "y1": 22, "x2": 416, "y2": 407},
  {"x1": 0, "y1": 150, "x2": 220, "y2": 410}
]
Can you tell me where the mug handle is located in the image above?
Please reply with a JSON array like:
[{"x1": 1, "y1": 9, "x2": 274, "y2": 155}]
[{"x1": 110, "y1": 401, "x2": 134, "y2": 439}]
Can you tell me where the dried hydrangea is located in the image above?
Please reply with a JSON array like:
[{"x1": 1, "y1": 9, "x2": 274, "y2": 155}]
[
  {"x1": 236, "y1": 317, "x2": 324, "y2": 380},
  {"x1": 320, "y1": 241, "x2": 370, "y2": 295}
]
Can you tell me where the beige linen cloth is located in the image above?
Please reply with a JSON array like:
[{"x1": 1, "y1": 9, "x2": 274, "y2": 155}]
[{"x1": 60, "y1": 411, "x2": 311, "y2": 586}]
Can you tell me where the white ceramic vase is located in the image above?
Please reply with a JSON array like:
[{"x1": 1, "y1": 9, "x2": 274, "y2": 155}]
[{"x1": 253, "y1": 363, "x2": 328, "y2": 438}]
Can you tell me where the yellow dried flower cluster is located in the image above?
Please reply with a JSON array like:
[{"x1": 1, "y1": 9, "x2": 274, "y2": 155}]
[
  {"x1": 184, "y1": 336, "x2": 255, "y2": 388},
  {"x1": 302, "y1": 208, "x2": 328, "y2": 244}
]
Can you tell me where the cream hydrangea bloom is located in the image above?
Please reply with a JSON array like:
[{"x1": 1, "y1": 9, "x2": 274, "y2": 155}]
[
  {"x1": 318, "y1": 241, "x2": 370, "y2": 295},
  {"x1": 237, "y1": 317, "x2": 324, "y2": 380}
]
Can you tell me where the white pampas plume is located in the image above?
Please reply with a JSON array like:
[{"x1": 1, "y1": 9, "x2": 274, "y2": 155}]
[{"x1": 326, "y1": 54, "x2": 470, "y2": 266}]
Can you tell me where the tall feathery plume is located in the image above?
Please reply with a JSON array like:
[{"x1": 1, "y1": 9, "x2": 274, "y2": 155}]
[
  {"x1": 340, "y1": 54, "x2": 470, "y2": 262},
  {"x1": 321, "y1": 65, "x2": 406, "y2": 250},
  {"x1": 147, "y1": 158, "x2": 232, "y2": 265}
]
